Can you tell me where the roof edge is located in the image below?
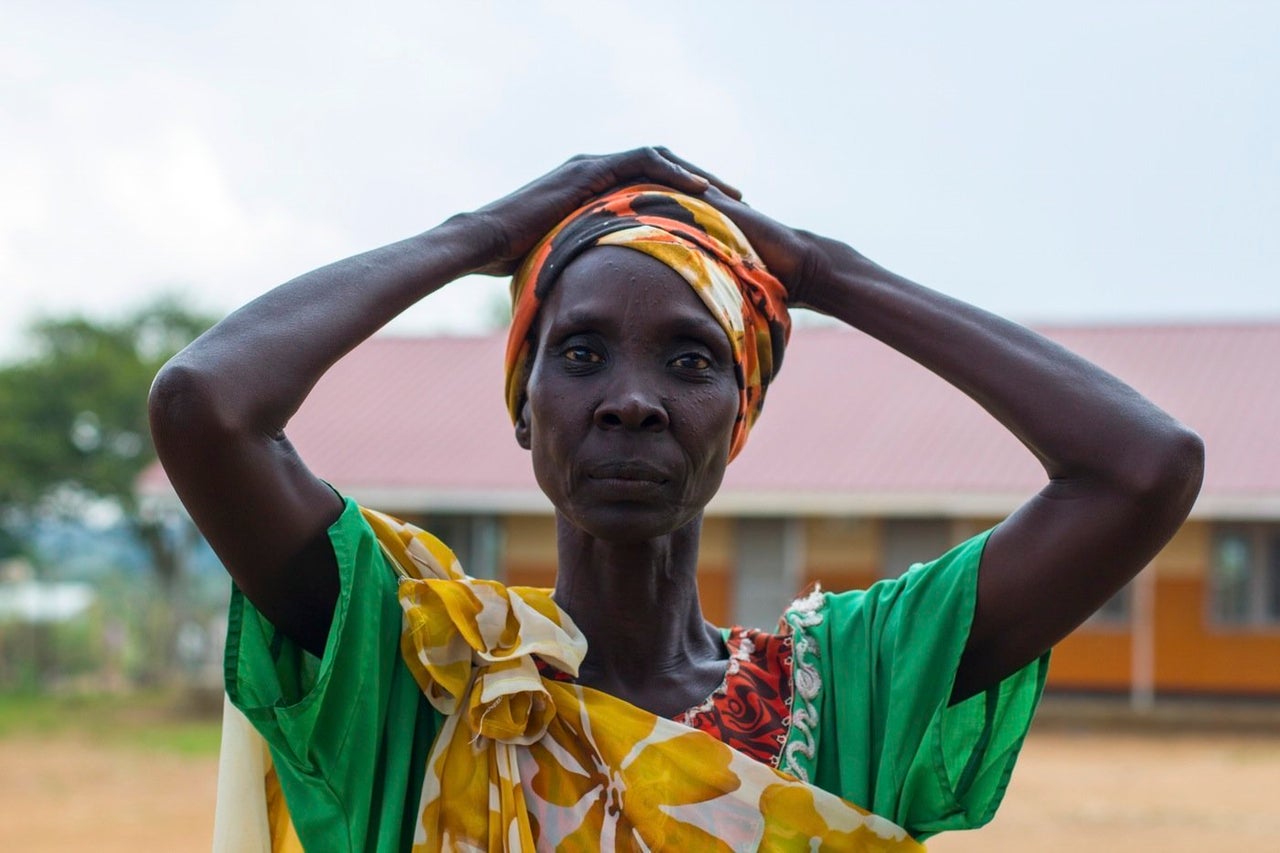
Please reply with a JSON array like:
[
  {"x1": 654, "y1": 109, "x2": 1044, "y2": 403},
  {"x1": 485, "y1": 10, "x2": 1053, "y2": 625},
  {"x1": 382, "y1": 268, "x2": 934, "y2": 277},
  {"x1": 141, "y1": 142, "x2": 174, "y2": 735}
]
[{"x1": 138, "y1": 484, "x2": 1280, "y2": 520}]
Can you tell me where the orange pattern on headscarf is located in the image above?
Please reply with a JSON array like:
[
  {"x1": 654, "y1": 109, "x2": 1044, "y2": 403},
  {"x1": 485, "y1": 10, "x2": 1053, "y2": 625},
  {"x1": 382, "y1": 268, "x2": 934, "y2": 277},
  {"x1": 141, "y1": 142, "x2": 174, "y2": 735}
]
[{"x1": 504, "y1": 184, "x2": 791, "y2": 462}]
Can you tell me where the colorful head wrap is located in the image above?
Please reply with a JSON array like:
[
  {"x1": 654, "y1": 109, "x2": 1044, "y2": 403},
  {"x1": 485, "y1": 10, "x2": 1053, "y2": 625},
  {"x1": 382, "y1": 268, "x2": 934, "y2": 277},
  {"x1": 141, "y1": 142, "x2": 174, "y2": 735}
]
[{"x1": 504, "y1": 184, "x2": 791, "y2": 461}]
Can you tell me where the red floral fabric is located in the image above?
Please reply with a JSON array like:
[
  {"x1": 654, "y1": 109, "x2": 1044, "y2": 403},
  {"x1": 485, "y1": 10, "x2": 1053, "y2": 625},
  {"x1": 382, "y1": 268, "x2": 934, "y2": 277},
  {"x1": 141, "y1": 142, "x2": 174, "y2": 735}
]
[
  {"x1": 538, "y1": 625, "x2": 794, "y2": 768},
  {"x1": 677, "y1": 626, "x2": 794, "y2": 767}
]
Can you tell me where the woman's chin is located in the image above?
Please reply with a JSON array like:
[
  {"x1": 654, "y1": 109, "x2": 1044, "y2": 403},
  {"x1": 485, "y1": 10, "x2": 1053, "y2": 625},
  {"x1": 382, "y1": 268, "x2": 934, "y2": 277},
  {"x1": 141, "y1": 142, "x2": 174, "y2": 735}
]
[{"x1": 561, "y1": 501, "x2": 697, "y2": 544}]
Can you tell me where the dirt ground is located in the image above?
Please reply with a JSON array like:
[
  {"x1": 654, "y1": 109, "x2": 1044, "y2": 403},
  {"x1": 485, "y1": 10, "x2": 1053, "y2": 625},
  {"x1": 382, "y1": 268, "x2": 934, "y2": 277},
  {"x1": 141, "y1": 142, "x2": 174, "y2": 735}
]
[
  {"x1": 2, "y1": 727, "x2": 1278, "y2": 851},
  {"x1": 0, "y1": 735, "x2": 218, "y2": 852},
  {"x1": 930, "y1": 727, "x2": 1280, "y2": 852}
]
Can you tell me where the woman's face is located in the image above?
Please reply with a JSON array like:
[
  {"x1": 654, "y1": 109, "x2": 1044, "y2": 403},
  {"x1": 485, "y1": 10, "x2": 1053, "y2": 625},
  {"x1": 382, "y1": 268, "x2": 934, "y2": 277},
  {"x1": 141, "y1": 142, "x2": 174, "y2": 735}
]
[{"x1": 517, "y1": 246, "x2": 740, "y2": 543}]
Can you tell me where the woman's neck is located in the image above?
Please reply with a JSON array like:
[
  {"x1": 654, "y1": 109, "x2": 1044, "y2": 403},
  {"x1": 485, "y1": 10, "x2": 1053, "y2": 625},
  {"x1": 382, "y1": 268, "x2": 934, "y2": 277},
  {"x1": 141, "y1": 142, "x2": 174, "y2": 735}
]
[{"x1": 552, "y1": 512, "x2": 727, "y2": 716}]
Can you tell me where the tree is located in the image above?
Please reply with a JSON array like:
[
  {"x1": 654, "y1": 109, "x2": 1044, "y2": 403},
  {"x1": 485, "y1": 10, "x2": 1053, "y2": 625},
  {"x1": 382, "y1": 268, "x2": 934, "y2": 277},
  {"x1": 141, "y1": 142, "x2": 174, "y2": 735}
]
[{"x1": 0, "y1": 297, "x2": 214, "y2": 677}]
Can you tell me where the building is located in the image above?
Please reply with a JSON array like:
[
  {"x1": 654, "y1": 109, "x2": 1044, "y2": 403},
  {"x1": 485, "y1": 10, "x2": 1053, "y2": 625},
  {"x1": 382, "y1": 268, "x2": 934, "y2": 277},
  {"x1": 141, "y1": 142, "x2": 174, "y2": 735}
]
[{"x1": 140, "y1": 321, "x2": 1280, "y2": 699}]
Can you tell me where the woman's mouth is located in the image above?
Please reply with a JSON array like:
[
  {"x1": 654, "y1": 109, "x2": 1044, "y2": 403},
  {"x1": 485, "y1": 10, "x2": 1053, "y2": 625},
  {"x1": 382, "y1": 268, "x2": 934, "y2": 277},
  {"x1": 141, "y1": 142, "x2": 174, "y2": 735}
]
[{"x1": 587, "y1": 461, "x2": 670, "y2": 484}]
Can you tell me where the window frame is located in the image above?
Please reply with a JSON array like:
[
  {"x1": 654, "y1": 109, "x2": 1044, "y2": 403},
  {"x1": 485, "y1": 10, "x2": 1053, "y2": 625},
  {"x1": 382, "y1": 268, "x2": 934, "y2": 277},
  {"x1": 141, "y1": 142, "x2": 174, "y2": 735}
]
[{"x1": 1207, "y1": 523, "x2": 1280, "y2": 631}]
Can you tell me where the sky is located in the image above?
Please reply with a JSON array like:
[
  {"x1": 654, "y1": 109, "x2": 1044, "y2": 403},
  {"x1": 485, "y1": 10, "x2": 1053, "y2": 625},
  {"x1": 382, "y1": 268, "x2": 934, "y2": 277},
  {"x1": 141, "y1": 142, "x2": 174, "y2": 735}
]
[{"x1": 2, "y1": 1, "x2": 1276, "y2": 358}]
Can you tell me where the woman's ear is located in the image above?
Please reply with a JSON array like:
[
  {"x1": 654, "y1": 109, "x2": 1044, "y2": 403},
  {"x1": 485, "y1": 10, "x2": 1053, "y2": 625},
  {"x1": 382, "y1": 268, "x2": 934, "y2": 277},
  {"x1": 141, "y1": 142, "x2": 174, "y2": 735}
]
[{"x1": 514, "y1": 399, "x2": 531, "y2": 450}]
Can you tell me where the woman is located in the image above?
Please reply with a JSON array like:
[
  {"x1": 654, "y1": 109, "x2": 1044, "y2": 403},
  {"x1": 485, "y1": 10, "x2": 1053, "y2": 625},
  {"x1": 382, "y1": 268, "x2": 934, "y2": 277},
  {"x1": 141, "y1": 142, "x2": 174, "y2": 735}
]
[{"x1": 150, "y1": 148, "x2": 1203, "y2": 850}]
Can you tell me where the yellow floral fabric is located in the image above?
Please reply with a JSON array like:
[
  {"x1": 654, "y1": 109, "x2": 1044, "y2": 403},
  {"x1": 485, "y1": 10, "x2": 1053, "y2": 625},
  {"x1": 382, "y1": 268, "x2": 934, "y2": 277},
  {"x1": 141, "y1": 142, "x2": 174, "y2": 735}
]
[{"x1": 362, "y1": 506, "x2": 923, "y2": 851}]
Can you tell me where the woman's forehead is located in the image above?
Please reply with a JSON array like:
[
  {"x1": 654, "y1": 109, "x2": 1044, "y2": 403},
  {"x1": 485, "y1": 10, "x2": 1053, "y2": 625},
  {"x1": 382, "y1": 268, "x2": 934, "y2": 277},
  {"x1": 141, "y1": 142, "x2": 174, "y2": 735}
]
[{"x1": 538, "y1": 246, "x2": 723, "y2": 337}]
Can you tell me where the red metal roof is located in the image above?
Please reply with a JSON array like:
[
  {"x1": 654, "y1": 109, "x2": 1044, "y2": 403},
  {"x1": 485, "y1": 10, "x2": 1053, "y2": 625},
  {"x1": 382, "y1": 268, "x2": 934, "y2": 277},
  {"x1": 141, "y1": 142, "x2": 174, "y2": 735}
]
[{"x1": 141, "y1": 322, "x2": 1280, "y2": 517}]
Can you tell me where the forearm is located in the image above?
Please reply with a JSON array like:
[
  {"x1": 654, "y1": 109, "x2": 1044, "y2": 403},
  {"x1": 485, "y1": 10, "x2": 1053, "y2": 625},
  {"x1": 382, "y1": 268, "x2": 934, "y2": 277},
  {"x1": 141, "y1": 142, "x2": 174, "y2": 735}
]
[
  {"x1": 803, "y1": 236, "x2": 1197, "y2": 492},
  {"x1": 162, "y1": 213, "x2": 493, "y2": 432}
]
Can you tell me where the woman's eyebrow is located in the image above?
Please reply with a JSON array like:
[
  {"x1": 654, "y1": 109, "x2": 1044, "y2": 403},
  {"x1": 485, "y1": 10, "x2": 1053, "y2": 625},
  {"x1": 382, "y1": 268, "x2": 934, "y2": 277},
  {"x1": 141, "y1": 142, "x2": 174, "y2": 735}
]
[
  {"x1": 547, "y1": 307, "x2": 612, "y2": 331},
  {"x1": 549, "y1": 307, "x2": 720, "y2": 333},
  {"x1": 544, "y1": 305, "x2": 728, "y2": 353},
  {"x1": 664, "y1": 314, "x2": 730, "y2": 346}
]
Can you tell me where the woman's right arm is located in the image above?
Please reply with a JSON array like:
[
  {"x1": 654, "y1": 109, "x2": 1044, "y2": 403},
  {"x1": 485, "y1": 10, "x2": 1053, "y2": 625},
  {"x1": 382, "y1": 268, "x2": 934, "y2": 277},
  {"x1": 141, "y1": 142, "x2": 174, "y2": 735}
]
[
  {"x1": 149, "y1": 220, "x2": 490, "y2": 654},
  {"x1": 148, "y1": 148, "x2": 730, "y2": 655}
]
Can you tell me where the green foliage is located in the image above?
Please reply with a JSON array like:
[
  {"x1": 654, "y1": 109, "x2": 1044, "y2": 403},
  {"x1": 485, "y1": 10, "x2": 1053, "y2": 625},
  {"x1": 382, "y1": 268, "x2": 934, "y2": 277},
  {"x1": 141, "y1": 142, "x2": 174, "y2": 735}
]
[
  {"x1": 0, "y1": 526, "x2": 23, "y2": 560},
  {"x1": 0, "y1": 297, "x2": 217, "y2": 686},
  {"x1": 125, "y1": 719, "x2": 223, "y2": 756},
  {"x1": 0, "y1": 618, "x2": 101, "y2": 692},
  {"x1": 0, "y1": 296, "x2": 213, "y2": 522},
  {"x1": 0, "y1": 691, "x2": 222, "y2": 755}
]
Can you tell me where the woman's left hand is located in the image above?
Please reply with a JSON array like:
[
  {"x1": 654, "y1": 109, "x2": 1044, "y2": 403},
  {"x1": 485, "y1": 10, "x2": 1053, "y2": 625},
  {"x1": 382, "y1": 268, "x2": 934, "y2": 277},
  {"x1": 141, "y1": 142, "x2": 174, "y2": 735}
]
[
  {"x1": 468, "y1": 148, "x2": 745, "y2": 278},
  {"x1": 652, "y1": 149, "x2": 833, "y2": 309}
]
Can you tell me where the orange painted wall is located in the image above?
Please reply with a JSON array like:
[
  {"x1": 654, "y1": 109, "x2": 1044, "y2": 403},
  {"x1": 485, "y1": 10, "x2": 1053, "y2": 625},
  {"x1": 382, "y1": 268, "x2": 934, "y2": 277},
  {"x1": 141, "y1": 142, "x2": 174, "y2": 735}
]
[
  {"x1": 505, "y1": 562, "x2": 557, "y2": 589},
  {"x1": 802, "y1": 517, "x2": 879, "y2": 593},
  {"x1": 1045, "y1": 629, "x2": 1133, "y2": 689},
  {"x1": 1037, "y1": 519, "x2": 1280, "y2": 695},
  {"x1": 495, "y1": 513, "x2": 1280, "y2": 696},
  {"x1": 1154, "y1": 577, "x2": 1280, "y2": 694},
  {"x1": 696, "y1": 573, "x2": 732, "y2": 627},
  {"x1": 696, "y1": 517, "x2": 733, "y2": 625},
  {"x1": 1046, "y1": 577, "x2": 1280, "y2": 695},
  {"x1": 503, "y1": 514, "x2": 559, "y2": 589}
]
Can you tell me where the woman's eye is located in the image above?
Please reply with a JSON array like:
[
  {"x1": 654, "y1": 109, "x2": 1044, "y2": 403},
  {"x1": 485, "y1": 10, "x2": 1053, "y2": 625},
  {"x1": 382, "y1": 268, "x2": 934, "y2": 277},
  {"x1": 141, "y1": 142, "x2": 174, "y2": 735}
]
[
  {"x1": 673, "y1": 353, "x2": 712, "y2": 370},
  {"x1": 564, "y1": 346, "x2": 602, "y2": 363}
]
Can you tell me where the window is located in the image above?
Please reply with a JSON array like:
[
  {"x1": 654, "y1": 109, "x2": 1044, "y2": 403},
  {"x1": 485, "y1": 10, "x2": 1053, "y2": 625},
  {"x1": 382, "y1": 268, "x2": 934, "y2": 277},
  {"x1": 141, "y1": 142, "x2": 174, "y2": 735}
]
[
  {"x1": 880, "y1": 518, "x2": 952, "y2": 579},
  {"x1": 734, "y1": 518, "x2": 803, "y2": 630},
  {"x1": 415, "y1": 514, "x2": 503, "y2": 580},
  {"x1": 1210, "y1": 524, "x2": 1280, "y2": 627}
]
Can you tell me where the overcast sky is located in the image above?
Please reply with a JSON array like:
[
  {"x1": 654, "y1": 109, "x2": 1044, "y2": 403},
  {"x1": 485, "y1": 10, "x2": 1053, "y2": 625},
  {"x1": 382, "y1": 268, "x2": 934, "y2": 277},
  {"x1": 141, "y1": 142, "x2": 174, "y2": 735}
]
[{"x1": 2, "y1": 2, "x2": 1276, "y2": 357}]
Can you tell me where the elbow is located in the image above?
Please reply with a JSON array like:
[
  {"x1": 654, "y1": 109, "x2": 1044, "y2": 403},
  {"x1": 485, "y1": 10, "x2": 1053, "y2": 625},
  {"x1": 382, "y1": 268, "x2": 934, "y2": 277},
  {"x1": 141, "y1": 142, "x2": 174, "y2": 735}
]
[
  {"x1": 1125, "y1": 421, "x2": 1205, "y2": 523},
  {"x1": 148, "y1": 358, "x2": 236, "y2": 454},
  {"x1": 1168, "y1": 424, "x2": 1206, "y2": 515}
]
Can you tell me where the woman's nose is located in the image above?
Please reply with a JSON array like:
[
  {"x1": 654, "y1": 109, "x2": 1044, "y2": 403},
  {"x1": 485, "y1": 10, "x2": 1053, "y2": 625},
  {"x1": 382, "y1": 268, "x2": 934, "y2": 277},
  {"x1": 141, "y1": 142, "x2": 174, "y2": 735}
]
[{"x1": 594, "y1": 384, "x2": 669, "y2": 432}]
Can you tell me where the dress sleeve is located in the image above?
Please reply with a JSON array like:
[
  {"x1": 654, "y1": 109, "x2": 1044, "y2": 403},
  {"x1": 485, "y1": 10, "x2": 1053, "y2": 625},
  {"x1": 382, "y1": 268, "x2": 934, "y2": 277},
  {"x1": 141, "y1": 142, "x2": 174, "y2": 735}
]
[
  {"x1": 782, "y1": 529, "x2": 1048, "y2": 841},
  {"x1": 224, "y1": 496, "x2": 439, "y2": 852}
]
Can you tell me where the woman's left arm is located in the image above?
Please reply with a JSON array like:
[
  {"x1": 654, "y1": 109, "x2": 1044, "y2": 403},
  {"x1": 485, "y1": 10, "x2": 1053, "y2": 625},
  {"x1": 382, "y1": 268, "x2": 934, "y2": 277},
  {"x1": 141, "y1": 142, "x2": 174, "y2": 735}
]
[{"x1": 693, "y1": 176, "x2": 1205, "y2": 702}]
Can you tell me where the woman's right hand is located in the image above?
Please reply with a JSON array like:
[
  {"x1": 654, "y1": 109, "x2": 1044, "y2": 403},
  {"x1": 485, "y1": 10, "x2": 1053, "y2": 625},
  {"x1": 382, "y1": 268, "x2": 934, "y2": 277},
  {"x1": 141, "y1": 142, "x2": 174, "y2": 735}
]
[
  {"x1": 624, "y1": 149, "x2": 837, "y2": 312},
  {"x1": 467, "y1": 147, "x2": 742, "y2": 276}
]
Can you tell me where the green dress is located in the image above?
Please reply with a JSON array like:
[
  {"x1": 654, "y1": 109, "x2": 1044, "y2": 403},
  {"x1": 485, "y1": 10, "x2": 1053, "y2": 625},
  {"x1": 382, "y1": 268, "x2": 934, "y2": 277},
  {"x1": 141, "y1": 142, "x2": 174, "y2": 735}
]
[{"x1": 226, "y1": 498, "x2": 1046, "y2": 850}]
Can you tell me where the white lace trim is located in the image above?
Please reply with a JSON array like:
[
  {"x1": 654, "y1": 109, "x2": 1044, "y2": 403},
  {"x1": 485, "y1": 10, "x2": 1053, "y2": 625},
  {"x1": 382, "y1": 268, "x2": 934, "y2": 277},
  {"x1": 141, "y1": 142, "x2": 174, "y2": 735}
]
[
  {"x1": 779, "y1": 586, "x2": 827, "y2": 782},
  {"x1": 677, "y1": 630, "x2": 755, "y2": 725}
]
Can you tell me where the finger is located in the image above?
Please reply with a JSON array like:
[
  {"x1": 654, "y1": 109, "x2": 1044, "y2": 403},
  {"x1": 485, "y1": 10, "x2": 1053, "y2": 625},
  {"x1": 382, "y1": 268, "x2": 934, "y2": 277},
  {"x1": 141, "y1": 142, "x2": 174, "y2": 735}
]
[
  {"x1": 653, "y1": 146, "x2": 743, "y2": 200},
  {"x1": 622, "y1": 146, "x2": 712, "y2": 195},
  {"x1": 701, "y1": 184, "x2": 751, "y2": 209},
  {"x1": 690, "y1": 187, "x2": 774, "y2": 256}
]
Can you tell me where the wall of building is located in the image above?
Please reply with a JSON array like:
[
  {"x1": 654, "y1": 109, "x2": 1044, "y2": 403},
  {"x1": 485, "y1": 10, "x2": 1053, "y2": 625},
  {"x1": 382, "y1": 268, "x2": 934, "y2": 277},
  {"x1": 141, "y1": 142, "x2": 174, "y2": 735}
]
[
  {"x1": 796, "y1": 514, "x2": 1280, "y2": 696},
  {"x1": 502, "y1": 514, "x2": 557, "y2": 588},
  {"x1": 490, "y1": 513, "x2": 1280, "y2": 696},
  {"x1": 803, "y1": 516, "x2": 880, "y2": 591},
  {"x1": 1029, "y1": 520, "x2": 1280, "y2": 696},
  {"x1": 1151, "y1": 521, "x2": 1280, "y2": 694}
]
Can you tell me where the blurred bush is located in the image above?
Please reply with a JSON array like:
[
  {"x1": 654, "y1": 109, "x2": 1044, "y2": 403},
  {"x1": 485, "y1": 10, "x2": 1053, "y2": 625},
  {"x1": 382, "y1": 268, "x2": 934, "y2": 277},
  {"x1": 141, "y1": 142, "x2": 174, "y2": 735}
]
[{"x1": 0, "y1": 297, "x2": 220, "y2": 691}]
